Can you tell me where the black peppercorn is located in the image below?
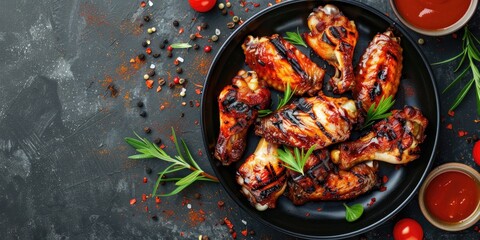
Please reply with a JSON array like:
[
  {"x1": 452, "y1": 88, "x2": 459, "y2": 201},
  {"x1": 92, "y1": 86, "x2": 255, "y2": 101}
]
[
  {"x1": 147, "y1": 69, "x2": 155, "y2": 77},
  {"x1": 137, "y1": 101, "x2": 144, "y2": 107},
  {"x1": 145, "y1": 166, "x2": 152, "y2": 174},
  {"x1": 221, "y1": 9, "x2": 227, "y2": 15},
  {"x1": 193, "y1": 44, "x2": 199, "y2": 50},
  {"x1": 151, "y1": 215, "x2": 158, "y2": 221},
  {"x1": 167, "y1": 51, "x2": 172, "y2": 58},
  {"x1": 152, "y1": 53, "x2": 160, "y2": 58},
  {"x1": 180, "y1": 112, "x2": 184, "y2": 118},
  {"x1": 172, "y1": 20, "x2": 179, "y2": 27},
  {"x1": 143, "y1": 15, "x2": 150, "y2": 22},
  {"x1": 176, "y1": 67, "x2": 183, "y2": 74},
  {"x1": 249, "y1": 230, "x2": 255, "y2": 236},
  {"x1": 139, "y1": 111, "x2": 147, "y2": 117},
  {"x1": 159, "y1": 43, "x2": 165, "y2": 49},
  {"x1": 201, "y1": 22, "x2": 208, "y2": 29},
  {"x1": 138, "y1": 53, "x2": 146, "y2": 61},
  {"x1": 153, "y1": 138, "x2": 162, "y2": 145},
  {"x1": 141, "y1": 41, "x2": 148, "y2": 47},
  {"x1": 194, "y1": 193, "x2": 201, "y2": 199},
  {"x1": 163, "y1": 39, "x2": 169, "y2": 44},
  {"x1": 143, "y1": 127, "x2": 151, "y2": 134},
  {"x1": 189, "y1": 34, "x2": 196, "y2": 40}
]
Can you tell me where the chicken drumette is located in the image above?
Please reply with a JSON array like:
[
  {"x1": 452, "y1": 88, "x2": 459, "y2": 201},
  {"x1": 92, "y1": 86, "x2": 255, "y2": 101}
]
[
  {"x1": 354, "y1": 30, "x2": 403, "y2": 111},
  {"x1": 331, "y1": 106, "x2": 428, "y2": 169},
  {"x1": 243, "y1": 34, "x2": 325, "y2": 96},
  {"x1": 237, "y1": 138, "x2": 287, "y2": 211},
  {"x1": 215, "y1": 70, "x2": 271, "y2": 166},
  {"x1": 304, "y1": 4, "x2": 358, "y2": 94}
]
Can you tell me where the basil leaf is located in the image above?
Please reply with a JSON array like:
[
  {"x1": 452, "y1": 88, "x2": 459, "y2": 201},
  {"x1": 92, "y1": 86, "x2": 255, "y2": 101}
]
[{"x1": 344, "y1": 203, "x2": 364, "y2": 222}]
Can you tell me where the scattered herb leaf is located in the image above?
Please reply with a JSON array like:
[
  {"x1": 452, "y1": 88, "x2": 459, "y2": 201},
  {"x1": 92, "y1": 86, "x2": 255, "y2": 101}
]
[
  {"x1": 258, "y1": 83, "x2": 295, "y2": 117},
  {"x1": 170, "y1": 43, "x2": 192, "y2": 49},
  {"x1": 432, "y1": 26, "x2": 480, "y2": 115},
  {"x1": 362, "y1": 95, "x2": 395, "y2": 129},
  {"x1": 277, "y1": 144, "x2": 316, "y2": 175},
  {"x1": 125, "y1": 128, "x2": 218, "y2": 197},
  {"x1": 344, "y1": 203, "x2": 364, "y2": 222},
  {"x1": 284, "y1": 28, "x2": 308, "y2": 48}
]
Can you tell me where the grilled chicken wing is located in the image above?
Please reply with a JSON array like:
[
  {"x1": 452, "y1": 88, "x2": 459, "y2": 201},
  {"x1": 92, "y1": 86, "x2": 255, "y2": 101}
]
[
  {"x1": 255, "y1": 94, "x2": 358, "y2": 150},
  {"x1": 237, "y1": 138, "x2": 287, "y2": 211},
  {"x1": 286, "y1": 149, "x2": 378, "y2": 205},
  {"x1": 304, "y1": 4, "x2": 358, "y2": 94},
  {"x1": 242, "y1": 34, "x2": 326, "y2": 96},
  {"x1": 331, "y1": 106, "x2": 428, "y2": 169},
  {"x1": 215, "y1": 70, "x2": 271, "y2": 165},
  {"x1": 354, "y1": 30, "x2": 403, "y2": 111}
]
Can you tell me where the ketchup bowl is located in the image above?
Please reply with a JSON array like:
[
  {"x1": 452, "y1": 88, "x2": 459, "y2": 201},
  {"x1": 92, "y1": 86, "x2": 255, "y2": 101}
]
[
  {"x1": 418, "y1": 162, "x2": 480, "y2": 231},
  {"x1": 390, "y1": 0, "x2": 479, "y2": 36}
]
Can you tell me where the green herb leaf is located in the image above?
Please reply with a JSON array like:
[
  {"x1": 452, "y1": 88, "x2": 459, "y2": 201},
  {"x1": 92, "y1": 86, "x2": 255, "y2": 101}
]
[
  {"x1": 258, "y1": 83, "x2": 296, "y2": 117},
  {"x1": 344, "y1": 203, "x2": 364, "y2": 222},
  {"x1": 362, "y1": 95, "x2": 395, "y2": 129},
  {"x1": 433, "y1": 26, "x2": 480, "y2": 115},
  {"x1": 170, "y1": 43, "x2": 192, "y2": 49},
  {"x1": 284, "y1": 28, "x2": 307, "y2": 48},
  {"x1": 125, "y1": 128, "x2": 218, "y2": 197},
  {"x1": 277, "y1": 144, "x2": 316, "y2": 175}
]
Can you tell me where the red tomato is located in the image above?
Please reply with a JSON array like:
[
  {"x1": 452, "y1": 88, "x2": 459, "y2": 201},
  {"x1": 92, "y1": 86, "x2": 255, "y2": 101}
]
[
  {"x1": 393, "y1": 218, "x2": 423, "y2": 240},
  {"x1": 473, "y1": 140, "x2": 480, "y2": 166},
  {"x1": 188, "y1": 0, "x2": 216, "y2": 12}
]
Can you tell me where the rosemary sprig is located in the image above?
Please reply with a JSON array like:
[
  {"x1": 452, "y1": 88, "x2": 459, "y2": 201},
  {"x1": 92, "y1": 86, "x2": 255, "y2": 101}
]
[
  {"x1": 362, "y1": 95, "x2": 395, "y2": 129},
  {"x1": 258, "y1": 83, "x2": 295, "y2": 117},
  {"x1": 277, "y1": 144, "x2": 316, "y2": 175},
  {"x1": 170, "y1": 43, "x2": 192, "y2": 49},
  {"x1": 125, "y1": 128, "x2": 218, "y2": 197},
  {"x1": 432, "y1": 26, "x2": 480, "y2": 115},
  {"x1": 284, "y1": 28, "x2": 308, "y2": 48}
]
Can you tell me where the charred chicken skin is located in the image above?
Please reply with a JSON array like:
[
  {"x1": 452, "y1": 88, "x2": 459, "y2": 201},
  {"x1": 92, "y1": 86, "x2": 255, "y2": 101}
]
[
  {"x1": 215, "y1": 70, "x2": 271, "y2": 165},
  {"x1": 286, "y1": 149, "x2": 378, "y2": 205},
  {"x1": 304, "y1": 4, "x2": 358, "y2": 94},
  {"x1": 242, "y1": 34, "x2": 326, "y2": 96},
  {"x1": 331, "y1": 106, "x2": 428, "y2": 169},
  {"x1": 255, "y1": 94, "x2": 358, "y2": 150},
  {"x1": 236, "y1": 138, "x2": 287, "y2": 211},
  {"x1": 354, "y1": 30, "x2": 403, "y2": 111}
]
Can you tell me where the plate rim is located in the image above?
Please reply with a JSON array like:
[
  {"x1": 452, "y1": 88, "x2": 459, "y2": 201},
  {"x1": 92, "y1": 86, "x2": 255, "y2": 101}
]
[{"x1": 201, "y1": 0, "x2": 440, "y2": 238}]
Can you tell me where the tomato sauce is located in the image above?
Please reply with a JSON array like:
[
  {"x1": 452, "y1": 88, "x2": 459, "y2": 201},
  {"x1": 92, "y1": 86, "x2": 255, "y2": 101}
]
[
  {"x1": 424, "y1": 171, "x2": 479, "y2": 223},
  {"x1": 393, "y1": 0, "x2": 472, "y2": 30}
]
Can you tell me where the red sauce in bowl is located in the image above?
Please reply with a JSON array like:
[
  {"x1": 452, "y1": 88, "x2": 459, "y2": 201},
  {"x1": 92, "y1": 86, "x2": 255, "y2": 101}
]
[
  {"x1": 393, "y1": 0, "x2": 472, "y2": 30},
  {"x1": 424, "y1": 171, "x2": 479, "y2": 223}
]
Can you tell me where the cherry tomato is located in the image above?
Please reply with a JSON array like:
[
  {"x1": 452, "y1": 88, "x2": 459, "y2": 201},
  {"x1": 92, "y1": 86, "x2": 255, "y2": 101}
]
[
  {"x1": 188, "y1": 0, "x2": 216, "y2": 12},
  {"x1": 473, "y1": 140, "x2": 480, "y2": 166},
  {"x1": 393, "y1": 218, "x2": 423, "y2": 240}
]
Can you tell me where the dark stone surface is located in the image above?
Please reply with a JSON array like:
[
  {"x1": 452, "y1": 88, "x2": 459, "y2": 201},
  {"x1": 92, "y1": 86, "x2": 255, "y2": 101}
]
[{"x1": 0, "y1": 0, "x2": 478, "y2": 239}]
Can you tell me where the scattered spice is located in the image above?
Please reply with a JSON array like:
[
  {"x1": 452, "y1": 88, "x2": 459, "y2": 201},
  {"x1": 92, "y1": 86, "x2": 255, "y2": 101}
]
[
  {"x1": 107, "y1": 84, "x2": 118, "y2": 97},
  {"x1": 218, "y1": 3, "x2": 225, "y2": 9},
  {"x1": 382, "y1": 175, "x2": 389, "y2": 184},
  {"x1": 232, "y1": 16, "x2": 239, "y2": 23},
  {"x1": 458, "y1": 130, "x2": 468, "y2": 137},
  {"x1": 158, "y1": 78, "x2": 166, "y2": 86},
  {"x1": 448, "y1": 110, "x2": 455, "y2": 117},
  {"x1": 142, "y1": 193, "x2": 147, "y2": 201},
  {"x1": 155, "y1": 196, "x2": 161, "y2": 204},
  {"x1": 167, "y1": 45, "x2": 173, "y2": 51},
  {"x1": 137, "y1": 101, "x2": 144, "y2": 107},
  {"x1": 143, "y1": 177, "x2": 148, "y2": 183},
  {"x1": 193, "y1": 44, "x2": 200, "y2": 50},
  {"x1": 194, "y1": 193, "x2": 201, "y2": 199},
  {"x1": 211, "y1": 35, "x2": 219, "y2": 42},
  {"x1": 139, "y1": 111, "x2": 147, "y2": 117},
  {"x1": 176, "y1": 67, "x2": 183, "y2": 74},
  {"x1": 174, "y1": 76, "x2": 180, "y2": 84},
  {"x1": 204, "y1": 45, "x2": 212, "y2": 53},
  {"x1": 173, "y1": 20, "x2": 179, "y2": 27},
  {"x1": 227, "y1": 22, "x2": 235, "y2": 29},
  {"x1": 153, "y1": 53, "x2": 160, "y2": 58},
  {"x1": 217, "y1": 200, "x2": 225, "y2": 208},
  {"x1": 446, "y1": 123, "x2": 453, "y2": 129},
  {"x1": 418, "y1": 38, "x2": 425, "y2": 45},
  {"x1": 159, "y1": 43, "x2": 165, "y2": 49},
  {"x1": 130, "y1": 198, "x2": 137, "y2": 205},
  {"x1": 146, "y1": 47, "x2": 152, "y2": 54},
  {"x1": 145, "y1": 166, "x2": 152, "y2": 174},
  {"x1": 153, "y1": 138, "x2": 162, "y2": 145},
  {"x1": 226, "y1": 2, "x2": 232, "y2": 8},
  {"x1": 241, "y1": 229, "x2": 248, "y2": 236},
  {"x1": 147, "y1": 69, "x2": 155, "y2": 77},
  {"x1": 151, "y1": 215, "x2": 158, "y2": 221},
  {"x1": 167, "y1": 51, "x2": 173, "y2": 58},
  {"x1": 367, "y1": 197, "x2": 376, "y2": 207},
  {"x1": 144, "y1": 127, "x2": 152, "y2": 134},
  {"x1": 138, "y1": 53, "x2": 146, "y2": 61},
  {"x1": 146, "y1": 79, "x2": 154, "y2": 89},
  {"x1": 143, "y1": 15, "x2": 150, "y2": 22}
]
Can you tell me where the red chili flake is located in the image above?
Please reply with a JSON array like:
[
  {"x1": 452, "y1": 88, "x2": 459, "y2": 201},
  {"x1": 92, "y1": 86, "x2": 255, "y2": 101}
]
[
  {"x1": 146, "y1": 79, "x2": 154, "y2": 89},
  {"x1": 146, "y1": 47, "x2": 152, "y2": 54},
  {"x1": 231, "y1": 232, "x2": 237, "y2": 239},
  {"x1": 195, "y1": 32, "x2": 203, "y2": 38},
  {"x1": 159, "y1": 144, "x2": 165, "y2": 149},
  {"x1": 382, "y1": 175, "x2": 389, "y2": 184},
  {"x1": 229, "y1": 11, "x2": 234, "y2": 16},
  {"x1": 197, "y1": 149, "x2": 203, "y2": 156},
  {"x1": 143, "y1": 177, "x2": 148, "y2": 183},
  {"x1": 448, "y1": 110, "x2": 455, "y2": 117},
  {"x1": 130, "y1": 198, "x2": 137, "y2": 205},
  {"x1": 316, "y1": 208, "x2": 322, "y2": 212},
  {"x1": 180, "y1": 232, "x2": 184, "y2": 237},
  {"x1": 224, "y1": 217, "x2": 234, "y2": 229},
  {"x1": 305, "y1": 212, "x2": 310, "y2": 217},
  {"x1": 195, "y1": 88, "x2": 202, "y2": 95},
  {"x1": 379, "y1": 186, "x2": 387, "y2": 192},
  {"x1": 140, "y1": 1, "x2": 146, "y2": 8},
  {"x1": 155, "y1": 196, "x2": 161, "y2": 204},
  {"x1": 245, "y1": 8, "x2": 249, "y2": 12},
  {"x1": 204, "y1": 45, "x2": 212, "y2": 53},
  {"x1": 253, "y1": 3, "x2": 260, "y2": 7},
  {"x1": 167, "y1": 45, "x2": 173, "y2": 51},
  {"x1": 195, "y1": 100, "x2": 200, "y2": 107},
  {"x1": 142, "y1": 193, "x2": 147, "y2": 202},
  {"x1": 194, "y1": 120, "x2": 199, "y2": 125},
  {"x1": 178, "y1": 27, "x2": 184, "y2": 34},
  {"x1": 367, "y1": 197, "x2": 376, "y2": 207},
  {"x1": 160, "y1": 105, "x2": 165, "y2": 111},
  {"x1": 173, "y1": 59, "x2": 179, "y2": 65},
  {"x1": 217, "y1": 200, "x2": 225, "y2": 208},
  {"x1": 268, "y1": 3, "x2": 273, "y2": 6},
  {"x1": 156, "y1": 86, "x2": 162, "y2": 92},
  {"x1": 458, "y1": 130, "x2": 468, "y2": 137},
  {"x1": 446, "y1": 123, "x2": 453, "y2": 129},
  {"x1": 173, "y1": 76, "x2": 180, "y2": 84},
  {"x1": 241, "y1": 229, "x2": 248, "y2": 236},
  {"x1": 196, "y1": 25, "x2": 202, "y2": 31}
]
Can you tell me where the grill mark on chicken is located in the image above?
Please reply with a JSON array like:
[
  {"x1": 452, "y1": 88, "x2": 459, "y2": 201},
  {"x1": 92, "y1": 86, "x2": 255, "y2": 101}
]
[
  {"x1": 257, "y1": 59, "x2": 266, "y2": 66},
  {"x1": 330, "y1": 26, "x2": 341, "y2": 39},
  {"x1": 369, "y1": 82, "x2": 382, "y2": 101},
  {"x1": 316, "y1": 121, "x2": 334, "y2": 141},
  {"x1": 377, "y1": 67, "x2": 387, "y2": 81},
  {"x1": 322, "y1": 32, "x2": 334, "y2": 46},
  {"x1": 270, "y1": 37, "x2": 309, "y2": 80}
]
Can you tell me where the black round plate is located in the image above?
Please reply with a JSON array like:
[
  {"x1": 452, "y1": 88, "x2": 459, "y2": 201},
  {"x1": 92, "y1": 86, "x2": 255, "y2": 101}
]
[{"x1": 201, "y1": 0, "x2": 439, "y2": 239}]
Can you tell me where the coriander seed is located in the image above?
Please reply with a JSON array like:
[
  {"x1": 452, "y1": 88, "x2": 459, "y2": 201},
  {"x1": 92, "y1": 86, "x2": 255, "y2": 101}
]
[
  {"x1": 218, "y1": 3, "x2": 225, "y2": 9},
  {"x1": 211, "y1": 35, "x2": 218, "y2": 42},
  {"x1": 226, "y1": 2, "x2": 231, "y2": 8},
  {"x1": 232, "y1": 16, "x2": 239, "y2": 23}
]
